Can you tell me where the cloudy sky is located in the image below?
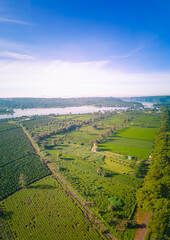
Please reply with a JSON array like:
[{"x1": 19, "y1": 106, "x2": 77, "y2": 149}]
[{"x1": 0, "y1": 0, "x2": 170, "y2": 98}]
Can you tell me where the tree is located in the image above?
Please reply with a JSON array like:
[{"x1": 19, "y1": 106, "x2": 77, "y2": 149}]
[
  {"x1": 51, "y1": 139, "x2": 55, "y2": 145},
  {"x1": 134, "y1": 159, "x2": 145, "y2": 178},
  {"x1": 108, "y1": 204, "x2": 114, "y2": 211},
  {"x1": 57, "y1": 152, "x2": 62, "y2": 159},
  {"x1": 41, "y1": 140, "x2": 47, "y2": 149},
  {"x1": 97, "y1": 166, "x2": 103, "y2": 175},
  {"x1": 148, "y1": 199, "x2": 169, "y2": 238},
  {"x1": 56, "y1": 165, "x2": 61, "y2": 172},
  {"x1": 19, "y1": 173, "x2": 27, "y2": 188},
  {"x1": 136, "y1": 107, "x2": 170, "y2": 238},
  {"x1": 0, "y1": 204, "x2": 4, "y2": 218},
  {"x1": 108, "y1": 197, "x2": 124, "y2": 209},
  {"x1": 34, "y1": 134, "x2": 39, "y2": 143}
]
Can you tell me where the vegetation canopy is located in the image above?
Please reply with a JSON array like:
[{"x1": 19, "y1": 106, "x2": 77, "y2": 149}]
[{"x1": 137, "y1": 107, "x2": 170, "y2": 239}]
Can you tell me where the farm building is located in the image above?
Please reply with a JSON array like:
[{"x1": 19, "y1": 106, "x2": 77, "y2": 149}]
[
  {"x1": 147, "y1": 154, "x2": 152, "y2": 163},
  {"x1": 92, "y1": 142, "x2": 99, "y2": 152}
]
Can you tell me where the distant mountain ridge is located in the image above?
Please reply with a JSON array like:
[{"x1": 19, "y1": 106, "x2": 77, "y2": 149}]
[
  {"x1": 120, "y1": 95, "x2": 170, "y2": 103},
  {"x1": 0, "y1": 97, "x2": 142, "y2": 109}
]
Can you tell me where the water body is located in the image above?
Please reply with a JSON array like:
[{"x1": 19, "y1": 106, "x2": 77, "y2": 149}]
[
  {"x1": 139, "y1": 102, "x2": 154, "y2": 108},
  {"x1": 0, "y1": 106, "x2": 127, "y2": 120}
]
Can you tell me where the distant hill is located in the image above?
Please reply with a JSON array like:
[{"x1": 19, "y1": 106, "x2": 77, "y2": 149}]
[
  {"x1": 0, "y1": 97, "x2": 142, "y2": 109},
  {"x1": 120, "y1": 95, "x2": 170, "y2": 103}
]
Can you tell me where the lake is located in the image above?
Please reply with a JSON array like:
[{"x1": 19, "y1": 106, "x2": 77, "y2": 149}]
[
  {"x1": 139, "y1": 102, "x2": 154, "y2": 108},
  {"x1": 0, "y1": 106, "x2": 127, "y2": 120}
]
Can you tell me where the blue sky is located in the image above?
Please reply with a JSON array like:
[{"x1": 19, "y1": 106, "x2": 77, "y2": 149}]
[{"x1": 0, "y1": 0, "x2": 170, "y2": 97}]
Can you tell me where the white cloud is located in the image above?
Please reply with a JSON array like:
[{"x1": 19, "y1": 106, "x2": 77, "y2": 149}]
[
  {"x1": 0, "y1": 51, "x2": 34, "y2": 60},
  {"x1": 0, "y1": 59, "x2": 169, "y2": 97},
  {"x1": 0, "y1": 39, "x2": 21, "y2": 49},
  {"x1": 0, "y1": 17, "x2": 31, "y2": 25},
  {"x1": 111, "y1": 47, "x2": 143, "y2": 59}
]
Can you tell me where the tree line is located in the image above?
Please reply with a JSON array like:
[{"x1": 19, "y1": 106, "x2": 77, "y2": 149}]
[
  {"x1": 0, "y1": 97, "x2": 142, "y2": 109},
  {"x1": 136, "y1": 107, "x2": 170, "y2": 239}
]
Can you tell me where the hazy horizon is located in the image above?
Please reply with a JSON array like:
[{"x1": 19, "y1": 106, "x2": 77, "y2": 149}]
[
  {"x1": 0, "y1": 95, "x2": 169, "y2": 99},
  {"x1": 0, "y1": 1, "x2": 170, "y2": 98}
]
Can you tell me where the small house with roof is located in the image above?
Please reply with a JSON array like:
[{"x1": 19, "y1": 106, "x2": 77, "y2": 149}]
[
  {"x1": 92, "y1": 142, "x2": 99, "y2": 152},
  {"x1": 147, "y1": 154, "x2": 152, "y2": 164}
]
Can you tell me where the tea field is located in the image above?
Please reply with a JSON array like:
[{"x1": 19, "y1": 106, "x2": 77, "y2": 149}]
[
  {"x1": 0, "y1": 122, "x2": 51, "y2": 200},
  {"x1": 0, "y1": 176, "x2": 103, "y2": 240},
  {"x1": 0, "y1": 154, "x2": 51, "y2": 200},
  {"x1": 0, "y1": 126, "x2": 36, "y2": 167},
  {"x1": 48, "y1": 150, "x2": 137, "y2": 239},
  {"x1": 0, "y1": 122, "x2": 19, "y2": 132}
]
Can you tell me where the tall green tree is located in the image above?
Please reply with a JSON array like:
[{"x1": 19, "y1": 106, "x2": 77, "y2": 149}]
[
  {"x1": 19, "y1": 173, "x2": 27, "y2": 188},
  {"x1": 137, "y1": 107, "x2": 170, "y2": 239}
]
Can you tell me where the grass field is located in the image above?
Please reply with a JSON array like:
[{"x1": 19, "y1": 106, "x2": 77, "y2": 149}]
[
  {"x1": 116, "y1": 127, "x2": 158, "y2": 141},
  {"x1": 98, "y1": 126, "x2": 158, "y2": 160},
  {"x1": 0, "y1": 176, "x2": 103, "y2": 240},
  {"x1": 130, "y1": 112, "x2": 161, "y2": 128},
  {"x1": 102, "y1": 153, "x2": 132, "y2": 174},
  {"x1": 101, "y1": 137, "x2": 153, "y2": 149},
  {"x1": 99, "y1": 142, "x2": 152, "y2": 160}
]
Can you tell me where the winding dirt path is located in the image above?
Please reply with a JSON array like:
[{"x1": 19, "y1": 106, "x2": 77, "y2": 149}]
[
  {"x1": 134, "y1": 208, "x2": 151, "y2": 240},
  {"x1": 21, "y1": 125, "x2": 117, "y2": 240}
]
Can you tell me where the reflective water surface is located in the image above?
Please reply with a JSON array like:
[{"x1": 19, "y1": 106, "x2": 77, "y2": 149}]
[{"x1": 0, "y1": 106, "x2": 128, "y2": 119}]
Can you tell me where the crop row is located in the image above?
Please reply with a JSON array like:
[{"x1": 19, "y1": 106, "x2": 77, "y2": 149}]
[
  {"x1": 0, "y1": 176, "x2": 103, "y2": 240},
  {"x1": 0, "y1": 122, "x2": 19, "y2": 132},
  {"x1": 51, "y1": 159, "x2": 136, "y2": 239},
  {"x1": 129, "y1": 112, "x2": 161, "y2": 128},
  {"x1": 0, "y1": 154, "x2": 51, "y2": 200},
  {"x1": 52, "y1": 155, "x2": 136, "y2": 218},
  {"x1": 0, "y1": 127, "x2": 35, "y2": 167}
]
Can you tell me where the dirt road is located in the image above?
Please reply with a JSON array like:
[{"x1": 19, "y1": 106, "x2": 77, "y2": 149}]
[{"x1": 134, "y1": 208, "x2": 151, "y2": 240}]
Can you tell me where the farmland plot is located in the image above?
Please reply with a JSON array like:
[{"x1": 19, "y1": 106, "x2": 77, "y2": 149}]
[
  {"x1": 0, "y1": 127, "x2": 35, "y2": 167},
  {"x1": 0, "y1": 176, "x2": 102, "y2": 240},
  {"x1": 17, "y1": 111, "x2": 160, "y2": 239},
  {"x1": 0, "y1": 154, "x2": 51, "y2": 200},
  {"x1": 99, "y1": 127, "x2": 158, "y2": 159}
]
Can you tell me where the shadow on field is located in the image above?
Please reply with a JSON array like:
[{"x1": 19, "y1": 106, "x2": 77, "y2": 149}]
[
  {"x1": 96, "y1": 127, "x2": 103, "y2": 130},
  {"x1": 134, "y1": 223, "x2": 146, "y2": 229},
  {"x1": 28, "y1": 184, "x2": 57, "y2": 189},
  {"x1": 48, "y1": 144, "x2": 69, "y2": 150},
  {"x1": 105, "y1": 172, "x2": 119, "y2": 177},
  {"x1": 62, "y1": 157, "x2": 74, "y2": 161},
  {"x1": 0, "y1": 209, "x2": 13, "y2": 220},
  {"x1": 99, "y1": 148, "x2": 111, "y2": 151}
]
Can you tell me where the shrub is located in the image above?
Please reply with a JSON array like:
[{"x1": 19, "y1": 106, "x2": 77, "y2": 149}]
[{"x1": 108, "y1": 197, "x2": 124, "y2": 208}]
